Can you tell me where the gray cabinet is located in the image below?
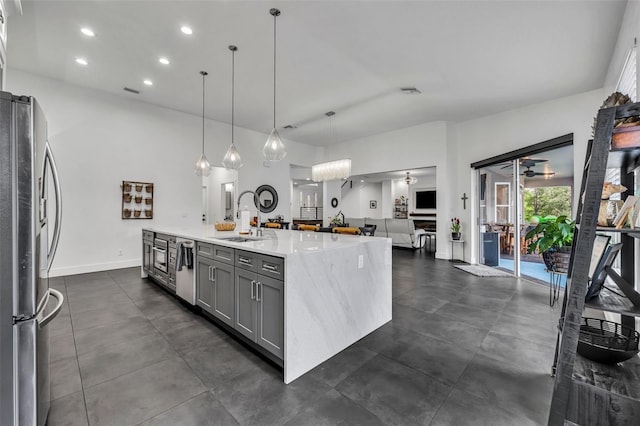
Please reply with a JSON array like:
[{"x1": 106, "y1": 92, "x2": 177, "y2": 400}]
[
  {"x1": 196, "y1": 256, "x2": 214, "y2": 311},
  {"x1": 196, "y1": 243, "x2": 235, "y2": 327},
  {"x1": 235, "y1": 268, "x2": 257, "y2": 341},
  {"x1": 234, "y1": 261, "x2": 284, "y2": 359},
  {"x1": 256, "y1": 274, "x2": 284, "y2": 358},
  {"x1": 142, "y1": 230, "x2": 153, "y2": 274},
  {"x1": 211, "y1": 260, "x2": 234, "y2": 327}
]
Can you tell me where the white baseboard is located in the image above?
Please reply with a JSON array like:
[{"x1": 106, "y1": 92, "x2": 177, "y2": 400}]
[{"x1": 49, "y1": 258, "x2": 141, "y2": 278}]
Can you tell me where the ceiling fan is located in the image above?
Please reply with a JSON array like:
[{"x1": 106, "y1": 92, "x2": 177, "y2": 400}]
[
  {"x1": 521, "y1": 165, "x2": 555, "y2": 178},
  {"x1": 500, "y1": 158, "x2": 548, "y2": 169}
]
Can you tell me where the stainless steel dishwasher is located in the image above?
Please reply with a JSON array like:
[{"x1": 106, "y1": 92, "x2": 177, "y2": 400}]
[{"x1": 175, "y1": 238, "x2": 195, "y2": 305}]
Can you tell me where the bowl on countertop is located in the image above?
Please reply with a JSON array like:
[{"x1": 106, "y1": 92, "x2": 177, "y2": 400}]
[{"x1": 215, "y1": 222, "x2": 236, "y2": 231}]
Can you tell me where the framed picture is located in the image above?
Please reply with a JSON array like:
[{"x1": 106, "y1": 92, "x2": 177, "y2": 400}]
[{"x1": 370, "y1": 200, "x2": 377, "y2": 209}]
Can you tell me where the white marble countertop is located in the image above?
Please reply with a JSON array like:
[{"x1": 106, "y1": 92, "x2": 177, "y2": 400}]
[{"x1": 143, "y1": 225, "x2": 389, "y2": 259}]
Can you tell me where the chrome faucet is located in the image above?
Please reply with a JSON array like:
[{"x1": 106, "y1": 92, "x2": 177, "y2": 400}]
[{"x1": 237, "y1": 190, "x2": 260, "y2": 219}]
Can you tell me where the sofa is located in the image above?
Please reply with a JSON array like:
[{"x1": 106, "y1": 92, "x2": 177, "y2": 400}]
[{"x1": 345, "y1": 217, "x2": 426, "y2": 249}]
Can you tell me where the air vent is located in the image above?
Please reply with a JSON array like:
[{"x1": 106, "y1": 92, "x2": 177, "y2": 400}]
[
  {"x1": 123, "y1": 87, "x2": 140, "y2": 94},
  {"x1": 283, "y1": 124, "x2": 297, "y2": 129},
  {"x1": 401, "y1": 87, "x2": 421, "y2": 95}
]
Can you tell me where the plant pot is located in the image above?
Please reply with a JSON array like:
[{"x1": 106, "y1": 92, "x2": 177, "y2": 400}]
[
  {"x1": 145, "y1": 198, "x2": 152, "y2": 205},
  {"x1": 543, "y1": 247, "x2": 572, "y2": 273},
  {"x1": 123, "y1": 209, "x2": 131, "y2": 218},
  {"x1": 144, "y1": 210, "x2": 152, "y2": 218},
  {"x1": 135, "y1": 196, "x2": 142, "y2": 203},
  {"x1": 135, "y1": 184, "x2": 143, "y2": 192},
  {"x1": 145, "y1": 184, "x2": 153, "y2": 193},
  {"x1": 451, "y1": 232, "x2": 461, "y2": 240},
  {"x1": 123, "y1": 194, "x2": 132, "y2": 203},
  {"x1": 133, "y1": 209, "x2": 141, "y2": 218},
  {"x1": 123, "y1": 183, "x2": 132, "y2": 192}
]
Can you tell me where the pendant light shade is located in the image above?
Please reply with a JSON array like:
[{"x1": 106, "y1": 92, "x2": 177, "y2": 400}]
[
  {"x1": 263, "y1": 128, "x2": 286, "y2": 161},
  {"x1": 194, "y1": 71, "x2": 212, "y2": 177},
  {"x1": 223, "y1": 45, "x2": 243, "y2": 170},
  {"x1": 263, "y1": 8, "x2": 287, "y2": 162}
]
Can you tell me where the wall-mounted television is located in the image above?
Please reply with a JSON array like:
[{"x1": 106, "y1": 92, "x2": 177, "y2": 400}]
[{"x1": 416, "y1": 190, "x2": 436, "y2": 209}]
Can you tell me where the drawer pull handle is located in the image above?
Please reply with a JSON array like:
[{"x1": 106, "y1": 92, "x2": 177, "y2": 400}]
[
  {"x1": 256, "y1": 282, "x2": 262, "y2": 302},
  {"x1": 262, "y1": 263, "x2": 277, "y2": 272},
  {"x1": 239, "y1": 257, "x2": 251, "y2": 264},
  {"x1": 251, "y1": 280, "x2": 256, "y2": 300}
]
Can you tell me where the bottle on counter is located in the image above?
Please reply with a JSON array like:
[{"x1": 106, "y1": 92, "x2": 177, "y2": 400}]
[{"x1": 240, "y1": 205, "x2": 251, "y2": 233}]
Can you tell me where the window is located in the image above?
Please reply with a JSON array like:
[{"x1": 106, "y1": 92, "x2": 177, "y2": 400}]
[
  {"x1": 616, "y1": 45, "x2": 636, "y2": 101},
  {"x1": 495, "y1": 182, "x2": 511, "y2": 223}
]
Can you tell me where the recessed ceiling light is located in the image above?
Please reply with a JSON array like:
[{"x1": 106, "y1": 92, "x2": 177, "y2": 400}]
[
  {"x1": 143, "y1": 79, "x2": 153, "y2": 86},
  {"x1": 305, "y1": 178, "x2": 311, "y2": 181},
  {"x1": 75, "y1": 58, "x2": 88, "y2": 66},
  {"x1": 80, "y1": 28, "x2": 95, "y2": 37},
  {"x1": 158, "y1": 57, "x2": 170, "y2": 65},
  {"x1": 180, "y1": 26, "x2": 193, "y2": 35},
  {"x1": 360, "y1": 180, "x2": 364, "y2": 183}
]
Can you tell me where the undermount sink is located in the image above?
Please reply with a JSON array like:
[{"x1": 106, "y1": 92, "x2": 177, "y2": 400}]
[{"x1": 214, "y1": 236, "x2": 265, "y2": 242}]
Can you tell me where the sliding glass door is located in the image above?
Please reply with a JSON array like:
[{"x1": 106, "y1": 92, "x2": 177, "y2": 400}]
[{"x1": 478, "y1": 160, "x2": 520, "y2": 275}]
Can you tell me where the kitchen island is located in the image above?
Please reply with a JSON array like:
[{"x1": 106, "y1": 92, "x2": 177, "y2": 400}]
[{"x1": 142, "y1": 226, "x2": 392, "y2": 384}]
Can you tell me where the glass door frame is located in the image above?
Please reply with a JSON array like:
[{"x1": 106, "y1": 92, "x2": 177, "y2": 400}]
[{"x1": 476, "y1": 159, "x2": 522, "y2": 277}]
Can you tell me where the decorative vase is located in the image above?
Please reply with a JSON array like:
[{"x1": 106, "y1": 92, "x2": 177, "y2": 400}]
[{"x1": 451, "y1": 232, "x2": 461, "y2": 240}]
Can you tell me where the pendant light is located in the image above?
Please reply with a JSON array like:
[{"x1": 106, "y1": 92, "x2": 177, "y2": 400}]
[
  {"x1": 263, "y1": 8, "x2": 287, "y2": 161},
  {"x1": 194, "y1": 71, "x2": 212, "y2": 176},
  {"x1": 311, "y1": 111, "x2": 351, "y2": 181},
  {"x1": 404, "y1": 172, "x2": 418, "y2": 185},
  {"x1": 222, "y1": 45, "x2": 243, "y2": 170}
]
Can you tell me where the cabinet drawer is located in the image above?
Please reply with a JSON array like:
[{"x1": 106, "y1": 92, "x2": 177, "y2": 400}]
[
  {"x1": 143, "y1": 230, "x2": 154, "y2": 241},
  {"x1": 213, "y1": 245, "x2": 235, "y2": 265},
  {"x1": 259, "y1": 255, "x2": 284, "y2": 280},
  {"x1": 235, "y1": 250, "x2": 259, "y2": 272},
  {"x1": 196, "y1": 242, "x2": 215, "y2": 259}
]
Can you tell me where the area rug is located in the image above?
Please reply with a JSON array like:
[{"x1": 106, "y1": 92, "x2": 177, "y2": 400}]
[{"x1": 453, "y1": 264, "x2": 513, "y2": 277}]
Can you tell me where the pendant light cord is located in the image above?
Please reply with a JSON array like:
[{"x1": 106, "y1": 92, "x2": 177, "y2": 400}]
[
  {"x1": 232, "y1": 48, "x2": 235, "y2": 144},
  {"x1": 201, "y1": 71, "x2": 206, "y2": 154},
  {"x1": 273, "y1": 10, "x2": 277, "y2": 129}
]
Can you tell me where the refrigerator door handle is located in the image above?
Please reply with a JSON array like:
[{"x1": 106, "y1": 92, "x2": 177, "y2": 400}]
[
  {"x1": 43, "y1": 141, "x2": 62, "y2": 271},
  {"x1": 39, "y1": 288, "x2": 64, "y2": 328}
]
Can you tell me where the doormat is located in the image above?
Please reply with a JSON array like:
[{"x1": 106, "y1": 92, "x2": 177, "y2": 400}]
[{"x1": 453, "y1": 264, "x2": 513, "y2": 277}]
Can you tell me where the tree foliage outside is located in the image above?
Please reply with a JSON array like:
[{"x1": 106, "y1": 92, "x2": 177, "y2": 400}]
[{"x1": 523, "y1": 186, "x2": 572, "y2": 222}]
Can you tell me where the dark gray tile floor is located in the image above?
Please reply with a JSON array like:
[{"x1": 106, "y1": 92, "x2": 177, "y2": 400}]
[{"x1": 46, "y1": 249, "x2": 560, "y2": 425}]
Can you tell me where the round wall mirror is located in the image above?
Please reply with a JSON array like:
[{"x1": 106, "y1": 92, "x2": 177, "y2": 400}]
[
  {"x1": 331, "y1": 197, "x2": 339, "y2": 208},
  {"x1": 255, "y1": 185, "x2": 278, "y2": 213}
]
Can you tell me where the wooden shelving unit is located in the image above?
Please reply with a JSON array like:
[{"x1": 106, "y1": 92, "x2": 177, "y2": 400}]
[{"x1": 549, "y1": 103, "x2": 640, "y2": 425}]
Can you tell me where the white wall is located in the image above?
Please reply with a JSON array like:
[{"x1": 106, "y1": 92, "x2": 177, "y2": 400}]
[
  {"x1": 322, "y1": 180, "x2": 342, "y2": 226},
  {"x1": 341, "y1": 183, "x2": 382, "y2": 219},
  {"x1": 7, "y1": 69, "x2": 321, "y2": 276}
]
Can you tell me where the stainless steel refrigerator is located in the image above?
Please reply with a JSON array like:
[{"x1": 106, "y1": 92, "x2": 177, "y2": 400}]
[{"x1": 0, "y1": 91, "x2": 64, "y2": 426}]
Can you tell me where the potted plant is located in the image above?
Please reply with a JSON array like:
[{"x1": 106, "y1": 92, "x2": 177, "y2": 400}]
[
  {"x1": 451, "y1": 217, "x2": 461, "y2": 240},
  {"x1": 525, "y1": 215, "x2": 575, "y2": 273},
  {"x1": 329, "y1": 211, "x2": 345, "y2": 227}
]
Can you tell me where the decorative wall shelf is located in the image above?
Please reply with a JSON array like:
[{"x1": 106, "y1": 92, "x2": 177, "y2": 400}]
[{"x1": 121, "y1": 180, "x2": 153, "y2": 219}]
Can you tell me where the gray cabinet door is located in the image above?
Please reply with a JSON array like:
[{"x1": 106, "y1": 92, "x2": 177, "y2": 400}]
[
  {"x1": 142, "y1": 240, "x2": 152, "y2": 273},
  {"x1": 256, "y1": 275, "x2": 284, "y2": 359},
  {"x1": 235, "y1": 268, "x2": 257, "y2": 341},
  {"x1": 196, "y1": 256, "x2": 214, "y2": 312},
  {"x1": 212, "y1": 260, "x2": 234, "y2": 327}
]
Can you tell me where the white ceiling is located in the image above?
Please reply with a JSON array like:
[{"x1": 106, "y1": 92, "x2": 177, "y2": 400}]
[{"x1": 7, "y1": 1, "x2": 626, "y2": 146}]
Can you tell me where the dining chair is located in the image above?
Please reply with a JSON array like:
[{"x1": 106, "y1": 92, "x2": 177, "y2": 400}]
[
  {"x1": 297, "y1": 224, "x2": 319, "y2": 231},
  {"x1": 359, "y1": 225, "x2": 376, "y2": 236},
  {"x1": 265, "y1": 222, "x2": 282, "y2": 229}
]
